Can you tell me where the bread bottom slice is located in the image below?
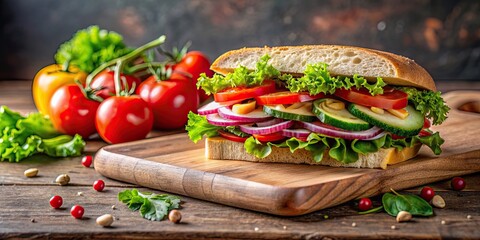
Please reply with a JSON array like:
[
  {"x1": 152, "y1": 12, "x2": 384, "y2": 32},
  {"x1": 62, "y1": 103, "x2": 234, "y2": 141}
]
[{"x1": 206, "y1": 137, "x2": 421, "y2": 169}]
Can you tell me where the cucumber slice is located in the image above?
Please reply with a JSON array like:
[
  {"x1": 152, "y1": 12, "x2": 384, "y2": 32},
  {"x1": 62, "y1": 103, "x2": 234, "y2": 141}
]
[
  {"x1": 313, "y1": 98, "x2": 371, "y2": 131},
  {"x1": 263, "y1": 102, "x2": 316, "y2": 122},
  {"x1": 348, "y1": 104, "x2": 423, "y2": 137}
]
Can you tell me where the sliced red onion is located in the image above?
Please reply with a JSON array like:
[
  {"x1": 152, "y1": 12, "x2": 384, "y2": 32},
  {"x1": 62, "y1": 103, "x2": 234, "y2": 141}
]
[
  {"x1": 218, "y1": 107, "x2": 272, "y2": 122},
  {"x1": 240, "y1": 120, "x2": 294, "y2": 135},
  {"x1": 206, "y1": 113, "x2": 254, "y2": 126},
  {"x1": 282, "y1": 128, "x2": 312, "y2": 139},
  {"x1": 198, "y1": 100, "x2": 242, "y2": 115},
  {"x1": 301, "y1": 121, "x2": 383, "y2": 140},
  {"x1": 255, "y1": 118, "x2": 284, "y2": 127},
  {"x1": 362, "y1": 131, "x2": 387, "y2": 141}
]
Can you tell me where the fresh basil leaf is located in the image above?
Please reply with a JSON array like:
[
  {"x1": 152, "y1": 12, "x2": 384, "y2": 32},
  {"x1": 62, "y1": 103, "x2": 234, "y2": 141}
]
[{"x1": 382, "y1": 191, "x2": 433, "y2": 217}]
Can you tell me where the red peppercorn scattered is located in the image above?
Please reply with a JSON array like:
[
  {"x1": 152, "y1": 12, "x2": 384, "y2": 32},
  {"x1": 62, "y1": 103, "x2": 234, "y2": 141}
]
[
  {"x1": 358, "y1": 198, "x2": 372, "y2": 211},
  {"x1": 451, "y1": 177, "x2": 466, "y2": 191},
  {"x1": 81, "y1": 155, "x2": 93, "y2": 168},
  {"x1": 420, "y1": 186, "x2": 435, "y2": 202},
  {"x1": 70, "y1": 205, "x2": 84, "y2": 219},
  {"x1": 93, "y1": 179, "x2": 105, "y2": 192},
  {"x1": 49, "y1": 195, "x2": 63, "y2": 209}
]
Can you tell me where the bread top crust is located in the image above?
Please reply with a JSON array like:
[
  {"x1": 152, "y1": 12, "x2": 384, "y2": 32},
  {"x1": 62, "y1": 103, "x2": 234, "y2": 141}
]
[{"x1": 211, "y1": 45, "x2": 436, "y2": 91}]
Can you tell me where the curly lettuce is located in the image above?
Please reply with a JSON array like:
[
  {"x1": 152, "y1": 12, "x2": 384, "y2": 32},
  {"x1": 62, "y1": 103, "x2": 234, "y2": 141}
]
[
  {"x1": 197, "y1": 55, "x2": 280, "y2": 95},
  {"x1": 280, "y1": 63, "x2": 386, "y2": 95},
  {"x1": 55, "y1": 25, "x2": 131, "y2": 73},
  {"x1": 0, "y1": 106, "x2": 85, "y2": 162},
  {"x1": 397, "y1": 87, "x2": 450, "y2": 125}
]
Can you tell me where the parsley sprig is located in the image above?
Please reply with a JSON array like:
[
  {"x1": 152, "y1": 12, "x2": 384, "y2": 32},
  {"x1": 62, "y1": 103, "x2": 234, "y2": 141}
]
[{"x1": 118, "y1": 189, "x2": 180, "y2": 221}]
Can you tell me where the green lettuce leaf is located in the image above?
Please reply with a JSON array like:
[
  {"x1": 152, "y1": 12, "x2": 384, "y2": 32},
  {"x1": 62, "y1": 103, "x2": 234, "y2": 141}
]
[
  {"x1": 118, "y1": 189, "x2": 181, "y2": 221},
  {"x1": 197, "y1": 55, "x2": 280, "y2": 95},
  {"x1": 397, "y1": 87, "x2": 450, "y2": 125},
  {"x1": 0, "y1": 106, "x2": 86, "y2": 162},
  {"x1": 185, "y1": 112, "x2": 221, "y2": 143},
  {"x1": 280, "y1": 63, "x2": 386, "y2": 95},
  {"x1": 41, "y1": 134, "x2": 85, "y2": 157},
  {"x1": 55, "y1": 25, "x2": 131, "y2": 73}
]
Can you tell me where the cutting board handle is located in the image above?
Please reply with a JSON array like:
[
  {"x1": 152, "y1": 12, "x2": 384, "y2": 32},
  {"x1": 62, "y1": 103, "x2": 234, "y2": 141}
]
[{"x1": 443, "y1": 90, "x2": 480, "y2": 115}]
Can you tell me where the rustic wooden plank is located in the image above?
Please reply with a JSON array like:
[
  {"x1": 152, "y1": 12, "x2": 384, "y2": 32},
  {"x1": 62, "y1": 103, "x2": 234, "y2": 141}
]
[
  {"x1": 0, "y1": 185, "x2": 479, "y2": 239},
  {"x1": 94, "y1": 91, "x2": 480, "y2": 216}
]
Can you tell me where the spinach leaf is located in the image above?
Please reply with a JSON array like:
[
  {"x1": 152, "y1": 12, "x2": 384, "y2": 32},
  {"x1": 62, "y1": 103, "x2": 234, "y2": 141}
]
[{"x1": 382, "y1": 190, "x2": 433, "y2": 217}]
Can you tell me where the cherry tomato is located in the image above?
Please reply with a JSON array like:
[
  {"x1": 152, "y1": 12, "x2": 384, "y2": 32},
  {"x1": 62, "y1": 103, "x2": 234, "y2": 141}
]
[
  {"x1": 334, "y1": 87, "x2": 408, "y2": 109},
  {"x1": 218, "y1": 130, "x2": 248, "y2": 143},
  {"x1": 49, "y1": 195, "x2": 63, "y2": 209},
  {"x1": 451, "y1": 177, "x2": 466, "y2": 191},
  {"x1": 252, "y1": 132, "x2": 285, "y2": 143},
  {"x1": 420, "y1": 186, "x2": 435, "y2": 202},
  {"x1": 358, "y1": 198, "x2": 372, "y2": 211},
  {"x1": 49, "y1": 84, "x2": 100, "y2": 138},
  {"x1": 174, "y1": 51, "x2": 214, "y2": 102},
  {"x1": 93, "y1": 180, "x2": 105, "y2": 192},
  {"x1": 90, "y1": 70, "x2": 141, "y2": 100},
  {"x1": 81, "y1": 155, "x2": 93, "y2": 168},
  {"x1": 136, "y1": 73, "x2": 198, "y2": 129},
  {"x1": 255, "y1": 91, "x2": 325, "y2": 105},
  {"x1": 70, "y1": 205, "x2": 84, "y2": 219},
  {"x1": 214, "y1": 80, "x2": 277, "y2": 102},
  {"x1": 95, "y1": 96, "x2": 153, "y2": 144}
]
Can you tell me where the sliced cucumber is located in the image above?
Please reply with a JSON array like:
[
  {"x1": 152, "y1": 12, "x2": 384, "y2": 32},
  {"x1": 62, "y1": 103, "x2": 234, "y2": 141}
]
[
  {"x1": 263, "y1": 102, "x2": 316, "y2": 122},
  {"x1": 348, "y1": 104, "x2": 423, "y2": 137},
  {"x1": 313, "y1": 98, "x2": 371, "y2": 131}
]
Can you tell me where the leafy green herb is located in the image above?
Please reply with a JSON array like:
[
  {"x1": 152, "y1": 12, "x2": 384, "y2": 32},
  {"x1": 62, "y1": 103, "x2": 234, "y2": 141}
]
[
  {"x1": 397, "y1": 87, "x2": 450, "y2": 125},
  {"x1": 197, "y1": 55, "x2": 280, "y2": 95},
  {"x1": 382, "y1": 189, "x2": 433, "y2": 217},
  {"x1": 0, "y1": 106, "x2": 85, "y2": 162},
  {"x1": 118, "y1": 189, "x2": 180, "y2": 221},
  {"x1": 55, "y1": 25, "x2": 131, "y2": 73},
  {"x1": 280, "y1": 63, "x2": 386, "y2": 95},
  {"x1": 185, "y1": 112, "x2": 221, "y2": 143}
]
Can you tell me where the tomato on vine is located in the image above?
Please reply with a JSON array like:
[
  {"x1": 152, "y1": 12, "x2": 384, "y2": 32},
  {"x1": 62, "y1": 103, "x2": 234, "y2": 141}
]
[
  {"x1": 90, "y1": 69, "x2": 141, "y2": 100},
  {"x1": 137, "y1": 67, "x2": 198, "y2": 129},
  {"x1": 49, "y1": 84, "x2": 100, "y2": 138}
]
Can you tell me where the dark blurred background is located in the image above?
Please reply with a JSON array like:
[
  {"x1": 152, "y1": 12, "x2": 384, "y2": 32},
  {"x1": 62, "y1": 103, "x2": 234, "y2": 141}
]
[{"x1": 1, "y1": 0, "x2": 479, "y2": 81}]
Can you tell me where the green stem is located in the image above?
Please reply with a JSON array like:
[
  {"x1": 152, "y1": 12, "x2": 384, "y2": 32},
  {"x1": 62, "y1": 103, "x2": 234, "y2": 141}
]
[
  {"x1": 125, "y1": 62, "x2": 167, "y2": 75},
  {"x1": 61, "y1": 59, "x2": 71, "y2": 72},
  {"x1": 86, "y1": 35, "x2": 166, "y2": 86},
  {"x1": 358, "y1": 205, "x2": 384, "y2": 215}
]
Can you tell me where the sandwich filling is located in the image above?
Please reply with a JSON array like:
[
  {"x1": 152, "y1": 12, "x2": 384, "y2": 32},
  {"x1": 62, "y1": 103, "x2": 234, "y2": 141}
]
[{"x1": 186, "y1": 55, "x2": 449, "y2": 164}]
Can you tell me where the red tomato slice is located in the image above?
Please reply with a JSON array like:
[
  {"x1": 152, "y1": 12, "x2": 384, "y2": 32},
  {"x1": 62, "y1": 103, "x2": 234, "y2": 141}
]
[
  {"x1": 255, "y1": 91, "x2": 325, "y2": 105},
  {"x1": 418, "y1": 129, "x2": 432, "y2": 137},
  {"x1": 214, "y1": 80, "x2": 276, "y2": 102},
  {"x1": 334, "y1": 87, "x2": 408, "y2": 109},
  {"x1": 218, "y1": 130, "x2": 248, "y2": 143},
  {"x1": 253, "y1": 132, "x2": 286, "y2": 143},
  {"x1": 423, "y1": 118, "x2": 431, "y2": 129}
]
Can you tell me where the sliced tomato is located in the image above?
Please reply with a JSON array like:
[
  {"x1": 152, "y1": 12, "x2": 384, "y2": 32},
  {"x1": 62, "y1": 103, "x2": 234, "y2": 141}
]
[
  {"x1": 218, "y1": 130, "x2": 248, "y2": 143},
  {"x1": 423, "y1": 118, "x2": 431, "y2": 129},
  {"x1": 418, "y1": 129, "x2": 432, "y2": 137},
  {"x1": 334, "y1": 86, "x2": 408, "y2": 109},
  {"x1": 255, "y1": 91, "x2": 325, "y2": 105},
  {"x1": 214, "y1": 80, "x2": 276, "y2": 102},
  {"x1": 253, "y1": 132, "x2": 286, "y2": 143}
]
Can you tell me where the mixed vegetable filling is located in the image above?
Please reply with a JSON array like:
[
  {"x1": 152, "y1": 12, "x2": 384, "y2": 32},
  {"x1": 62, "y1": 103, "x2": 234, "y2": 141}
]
[{"x1": 186, "y1": 55, "x2": 449, "y2": 164}]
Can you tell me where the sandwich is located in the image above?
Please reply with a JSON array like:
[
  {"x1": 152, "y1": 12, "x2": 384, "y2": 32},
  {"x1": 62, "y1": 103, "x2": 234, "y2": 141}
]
[{"x1": 186, "y1": 45, "x2": 449, "y2": 169}]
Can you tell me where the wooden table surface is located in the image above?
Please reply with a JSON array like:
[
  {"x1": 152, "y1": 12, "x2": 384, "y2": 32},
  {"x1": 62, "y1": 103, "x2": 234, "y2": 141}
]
[{"x1": 1, "y1": 80, "x2": 479, "y2": 240}]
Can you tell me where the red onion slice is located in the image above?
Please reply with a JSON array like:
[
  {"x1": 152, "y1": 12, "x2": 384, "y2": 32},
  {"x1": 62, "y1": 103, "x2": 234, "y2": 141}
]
[
  {"x1": 198, "y1": 100, "x2": 242, "y2": 115},
  {"x1": 255, "y1": 118, "x2": 284, "y2": 127},
  {"x1": 301, "y1": 121, "x2": 383, "y2": 140},
  {"x1": 362, "y1": 131, "x2": 387, "y2": 141},
  {"x1": 218, "y1": 107, "x2": 272, "y2": 122},
  {"x1": 240, "y1": 120, "x2": 294, "y2": 135},
  {"x1": 282, "y1": 128, "x2": 312, "y2": 138},
  {"x1": 206, "y1": 113, "x2": 254, "y2": 126}
]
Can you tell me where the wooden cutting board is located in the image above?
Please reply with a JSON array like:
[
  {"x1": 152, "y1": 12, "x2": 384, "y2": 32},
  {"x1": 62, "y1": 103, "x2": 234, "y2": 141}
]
[{"x1": 94, "y1": 91, "x2": 480, "y2": 216}]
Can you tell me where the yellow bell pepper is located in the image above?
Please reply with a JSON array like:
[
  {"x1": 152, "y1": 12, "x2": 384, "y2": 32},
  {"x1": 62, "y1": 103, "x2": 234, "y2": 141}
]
[{"x1": 32, "y1": 64, "x2": 87, "y2": 116}]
